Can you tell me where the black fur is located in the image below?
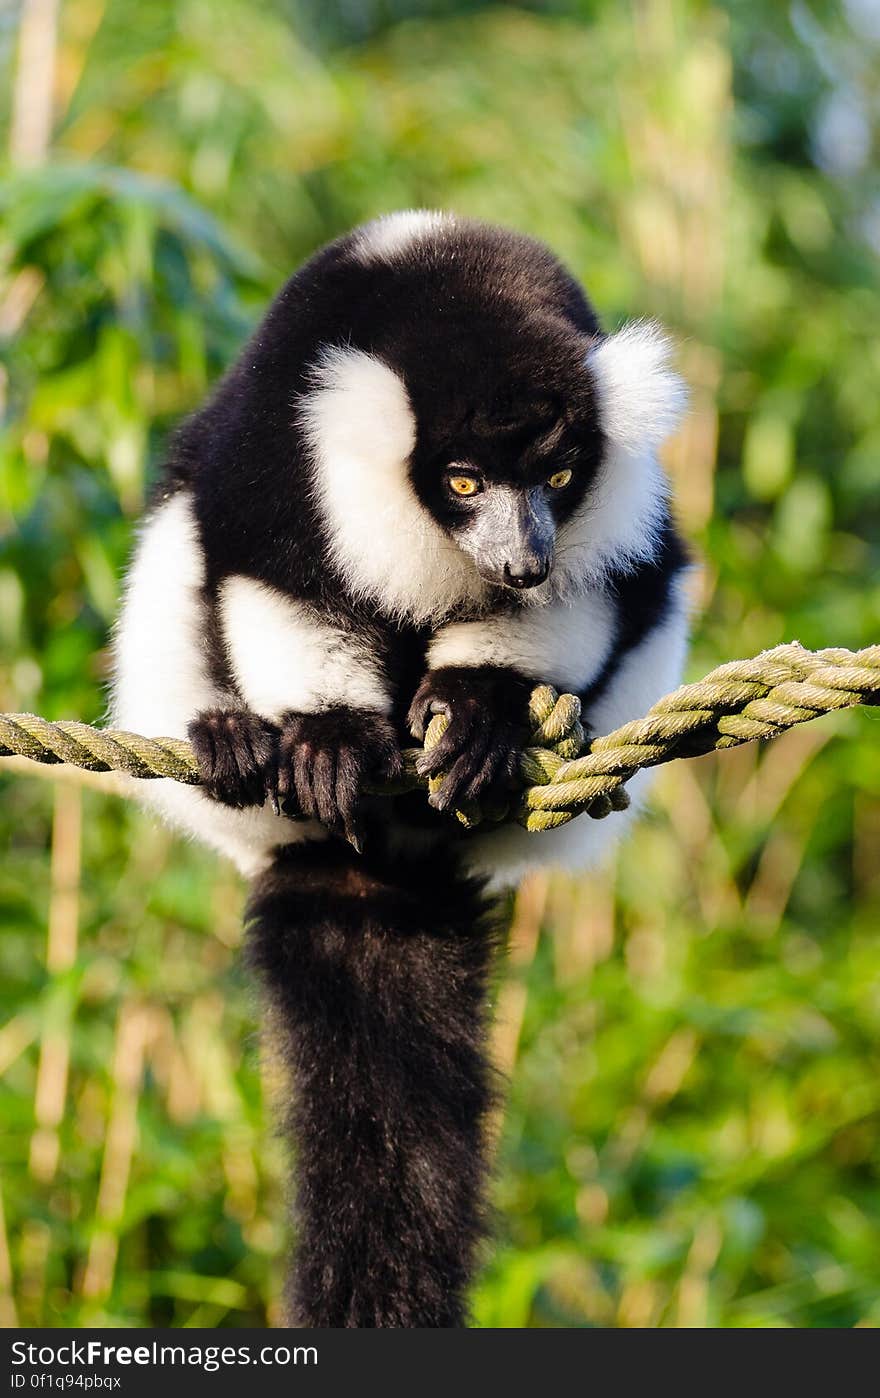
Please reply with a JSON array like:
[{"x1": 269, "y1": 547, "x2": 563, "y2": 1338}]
[
  {"x1": 246, "y1": 843, "x2": 499, "y2": 1328},
  {"x1": 188, "y1": 705, "x2": 405, "y2": 847}
]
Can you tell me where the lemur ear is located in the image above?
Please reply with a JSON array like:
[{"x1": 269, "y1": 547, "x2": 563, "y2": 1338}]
[{"x1": 587, "y1": 321, "x2": 687, "y2": 453}]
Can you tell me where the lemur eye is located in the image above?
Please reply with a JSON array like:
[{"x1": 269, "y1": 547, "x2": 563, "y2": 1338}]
[
  {"x1": 547, "y1": 468, "x2": 573, "y2": 490},
  {"x1": 447, "y1": 474, "x2": 481, "y2": 497}
]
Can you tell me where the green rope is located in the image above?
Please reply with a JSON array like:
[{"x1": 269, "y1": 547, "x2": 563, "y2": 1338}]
[{"x1": 1, "y1": 642, "x2": 878, "y2": 832}]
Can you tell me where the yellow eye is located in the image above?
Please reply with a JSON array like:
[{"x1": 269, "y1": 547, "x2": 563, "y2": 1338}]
[
  {"x1": 448, "y1": 475, "x2": 480, "y2": 497},
  {"x1": 548, "y1": 468, "x2": 573, "y2": 490}
]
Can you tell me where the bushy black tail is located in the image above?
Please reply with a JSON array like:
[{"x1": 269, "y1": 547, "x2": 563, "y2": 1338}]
[{"x1": 245, "y1": 841, "x2": 498, "y2": 1328}]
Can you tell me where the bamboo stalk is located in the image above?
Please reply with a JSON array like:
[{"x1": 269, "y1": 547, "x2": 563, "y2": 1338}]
[
  {"x1": 29, "y1": 784, "x2": 82, "y2": 1186},
  {"x1": 675, "y1": 1214, "x2": 723, "y2": 1328},
  {"x1": 487, "y1": 871, "x2": 549, "y2": 1150},
  {"x1": 9, "y1": 0, "x2": 61, "y2": 168},
  {"x1": 0, "y1": 1183, "x2": 18, "y2": 1328},
  {"x1": 79, "y1": 1003, "x2": 151, "y2": 1304}
]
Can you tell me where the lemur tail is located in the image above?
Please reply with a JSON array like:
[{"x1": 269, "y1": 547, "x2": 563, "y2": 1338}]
[{"x1": 245, "y1": 841, "x2": 499, "y2": 1328}]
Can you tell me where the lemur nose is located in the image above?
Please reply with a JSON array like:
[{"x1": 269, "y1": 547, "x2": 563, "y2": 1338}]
[{"x1": 503, "y1": 559, "x2": 550, "y2": 589}]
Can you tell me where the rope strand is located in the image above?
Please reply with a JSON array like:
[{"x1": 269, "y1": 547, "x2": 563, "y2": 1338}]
[{"x1": 1, "y1": 642, "x2": 877, "y2": 832}]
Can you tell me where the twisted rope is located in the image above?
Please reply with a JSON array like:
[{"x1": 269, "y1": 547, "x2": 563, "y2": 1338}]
[{"x1": 1, "y1": 643, "x2": 877, "y2": 832}]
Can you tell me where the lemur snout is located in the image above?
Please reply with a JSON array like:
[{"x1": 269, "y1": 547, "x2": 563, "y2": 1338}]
[{"x1": 502, "y1": 558, "x2": 550, "y2": 589}]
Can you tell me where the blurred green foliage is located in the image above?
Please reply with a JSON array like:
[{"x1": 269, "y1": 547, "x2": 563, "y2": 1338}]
[{"x1": 1, "y1": 0, "x2": 879, "y2": 1328}]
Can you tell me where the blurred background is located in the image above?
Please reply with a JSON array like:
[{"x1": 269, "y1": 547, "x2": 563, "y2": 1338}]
[{"x1": 1, "y1": 0, "x2": 880, "y2": 1329}]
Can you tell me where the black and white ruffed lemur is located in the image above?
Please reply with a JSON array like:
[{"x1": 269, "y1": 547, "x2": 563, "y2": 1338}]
[{"x1": 112, "y1": 212, "x2": 690, "y2": 1328}]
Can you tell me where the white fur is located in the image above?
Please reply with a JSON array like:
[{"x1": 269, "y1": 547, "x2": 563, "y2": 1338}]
[
  {"x1": 112, "y1": 492, "x2": 216, "y2": 741},
  {"x1": 299, "y1": 347, "x2": 488, "y2": 624},
  {"x1": 549, "y1": 324, "x2": 686, "y2": 596},
  {"x1": 589, "y1": 321, "x2": 688, "y2": 454},
  {"x1": 353, "y1": 210, "x2": 453, "y2": 263},
  {"x1": 111, "y1": 492, "x2": 321, "y2": 876},
  {"x1": 427, "y1": 589, "x2": 617, "y2": 695},
  {"x1": 550, "y1": 444, "x2": 669, "y2": 593},
  {"x1": 219, "y1": 576, "x2": 391, "y2": 720},
  {"x1": 466, "y1": 585, "x2": 690, "y2": 890}
]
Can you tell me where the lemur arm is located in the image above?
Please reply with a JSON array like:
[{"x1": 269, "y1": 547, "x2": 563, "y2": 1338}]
[
  {"x1": 191, "y1": 575, "x2": 400, "y2": 844},
  {"x1": 410, "y1": 592, "x2": 618, "y2": 811}
]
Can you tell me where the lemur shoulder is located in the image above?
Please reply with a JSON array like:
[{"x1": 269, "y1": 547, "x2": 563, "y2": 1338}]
[{"x1": 113, "y1": 211, "x2": 690, "y2": 1327}]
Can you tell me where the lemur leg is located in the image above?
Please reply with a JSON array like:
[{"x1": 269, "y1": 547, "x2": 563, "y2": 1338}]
[{"x1": 247, "y1": 842, "x2": 498, "y2": 1328}]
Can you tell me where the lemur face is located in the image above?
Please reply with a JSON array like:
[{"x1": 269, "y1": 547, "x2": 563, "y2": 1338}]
[
  {"x1": 411, "y1": 416, "x2": 594, "y2": 590},
  {"x1": 402, "y1": 338, "x2": 603, "y2": 593}
]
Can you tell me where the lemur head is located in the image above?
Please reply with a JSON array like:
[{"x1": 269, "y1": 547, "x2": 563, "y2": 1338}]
[{"x1": 299, "y1": 212, "x2": 686, "y2": 621}]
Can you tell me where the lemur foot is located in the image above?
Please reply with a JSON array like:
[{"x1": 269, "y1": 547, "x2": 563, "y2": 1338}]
[
  {"x1": 277, "y1": 708, "x2": 403, "y2": 850},
  {"x1": 188, "y1": 709, "x2": 280, "y2": 809},
  {"x1": 408, "y1": 665, "x2": 531, "y2": 813}
]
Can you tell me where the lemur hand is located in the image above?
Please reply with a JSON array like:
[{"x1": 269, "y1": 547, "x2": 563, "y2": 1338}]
[
  {"x1": 408, "y1": 665, "x2": 531, "y2": 813},
  {"x1": 276, "y1": 708, "x2": 403, "y2": 850},
  {"x1": 188, "y1": 709, "x2": 280, "y2": 810}
]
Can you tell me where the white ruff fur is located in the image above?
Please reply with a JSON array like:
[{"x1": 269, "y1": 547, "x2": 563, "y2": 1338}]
[
  {"x1": 428, "y1": 590, "x2": 617, "y2": 694},
  {"x1": 299, "y1": 347, "x2": 489, "y2": 624},
  {"x1": 551, "y1": 322, "x2": 686, "y2": 596},
  {"x1": 353, "y1": 210, "x2": 454, "y2": 263},
  {"x1": 591, "y1": 321, "x2": 687, "y2": 453},
  {"x1": 220, "y1": 576, "x2": 391, "y2": 720},
  {"x1": 112, "y1": 492, "x2": 321, "y2": 875},
  {"x1": 466, "y1": 590, "x2": 690, "y2": 890}
]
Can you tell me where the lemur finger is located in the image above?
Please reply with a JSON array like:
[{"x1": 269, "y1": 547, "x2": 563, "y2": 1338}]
[
  {"x1": 429, "y1": 728, "x2": 492, "y2": 811},
  {"x1": 461, "y1": 730, "x2": 516, "y2": 803},
  {"x1": 276, "y1": 729, "x2": 295, "y2": 802},
  {"x1": 408, "y1": 683, "x2": 463, "y2": 740},
  {"x1": 407, "y1": 694, "x2": 439, "y2": 742},
  {"x1": 431, "y1": 756, "x2": 488, "y2": 812},
  {"x1": 292, "y1": 743, "x2": 321, "y2": 821},
  {"x1": 415, "y1": 712, "x2": 480, "y2": 776},
  {"x1": 311, "y1": 747, "x2": 342, "y2": 833},
  {"x1": 193, "y1": 710, "x2": 281, "y2": 809},
  {"x1": 236, "y1": 727, "x2": 266, "y2": 808},
  {"x1": 244, "y1": 717, "x2": 280, "y2": 805},
  {"x1": 335, "y1": 748, "x2": 365, "y2": 852},
  {"x1": 277, "y1": 719, "x2": 308, "y2": 814}
]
